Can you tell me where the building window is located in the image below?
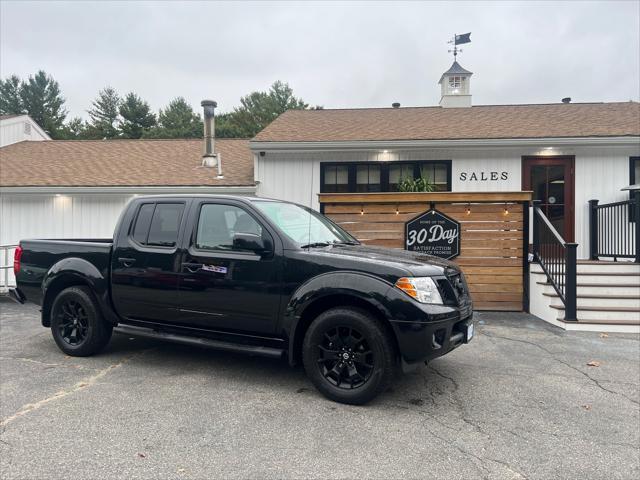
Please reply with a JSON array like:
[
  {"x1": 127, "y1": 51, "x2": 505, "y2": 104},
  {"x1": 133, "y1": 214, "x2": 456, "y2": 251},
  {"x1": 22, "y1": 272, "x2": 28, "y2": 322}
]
[
  {"x1": 322, "y1": 164, "x2": 349, "y2": 193},
  {"x1": 321, "y1": 161, "x2": 451, "y2": 193},
  {"x1": 24, "y1": 123, "x2": 31, "y2": 135},
  {"x1": 449, "y1": 76, "x2": 462, "y2": 88},
  {"x1": 631, "y1": 157, "x2": 640, "y2": 187},
  {"x1": 389, "y1": 163, "x2": 415, "y2": 191},
  {"x1": 356, "y1": 164, "x2": 381, "y2": 192}
]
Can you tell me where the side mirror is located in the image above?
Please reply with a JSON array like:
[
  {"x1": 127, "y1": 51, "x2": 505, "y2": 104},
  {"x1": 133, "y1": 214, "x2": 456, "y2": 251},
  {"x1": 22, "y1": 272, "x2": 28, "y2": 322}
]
[{"x1": 232, "y1": 232, "x2": 267, "y2": 253}]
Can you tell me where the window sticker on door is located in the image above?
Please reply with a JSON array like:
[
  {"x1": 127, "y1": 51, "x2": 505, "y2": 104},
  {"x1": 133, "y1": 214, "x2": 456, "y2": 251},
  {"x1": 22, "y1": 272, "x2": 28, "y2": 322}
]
[{"x1": 202, "y1": 264, "x2": 228, "y2": 274}]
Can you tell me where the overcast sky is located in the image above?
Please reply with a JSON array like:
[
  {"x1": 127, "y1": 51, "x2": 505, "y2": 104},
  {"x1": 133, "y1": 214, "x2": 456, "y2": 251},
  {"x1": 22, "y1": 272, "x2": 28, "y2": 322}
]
[{"x1": 1, "y1": 0, "x2": 639, "y2": 119}]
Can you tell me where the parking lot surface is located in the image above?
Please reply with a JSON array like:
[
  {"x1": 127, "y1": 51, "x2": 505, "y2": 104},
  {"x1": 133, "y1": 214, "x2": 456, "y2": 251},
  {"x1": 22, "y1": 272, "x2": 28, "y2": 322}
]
[{"x1": 0, "y1": 298, "x2": 638, "y2": 480}]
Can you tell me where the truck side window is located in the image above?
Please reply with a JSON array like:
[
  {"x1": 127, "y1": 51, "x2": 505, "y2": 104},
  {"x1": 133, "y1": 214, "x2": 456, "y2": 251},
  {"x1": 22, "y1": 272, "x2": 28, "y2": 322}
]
[
  {"x1": 146, "y1": 204, "x2": 185, "y2": 247},
  {"x1": 196, "y1": 204, "x2": 262, "y2": 251},
  {"x1": 132, "y1": 203, "x2": 155, "y2": 244}
]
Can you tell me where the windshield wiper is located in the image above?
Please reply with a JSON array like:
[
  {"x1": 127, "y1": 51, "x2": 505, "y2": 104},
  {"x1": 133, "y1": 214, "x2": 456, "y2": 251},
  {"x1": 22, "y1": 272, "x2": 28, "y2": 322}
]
[
  {"x1": 300, "y1": 241, "x2": 332, "y2": 249},
  {"x1": 332, "y1": 240, "x2": 360, "y2": 246}
]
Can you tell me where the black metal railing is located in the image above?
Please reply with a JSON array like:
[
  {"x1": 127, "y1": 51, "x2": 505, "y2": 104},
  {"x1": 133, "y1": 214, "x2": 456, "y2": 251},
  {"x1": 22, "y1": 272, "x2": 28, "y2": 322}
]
[
  {"x1": 532, "y1": 200, "x2": 577, "y2": 321},
  {"x1": 589, "y1": 194, "x2": 640, "y2": 263}
]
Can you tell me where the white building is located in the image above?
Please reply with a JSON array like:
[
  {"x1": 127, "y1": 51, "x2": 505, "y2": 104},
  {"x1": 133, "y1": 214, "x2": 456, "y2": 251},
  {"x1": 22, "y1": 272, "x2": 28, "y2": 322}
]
[
  {"x1": 0, "y1": 114, "x2": 51, "y2": 147},
  {"x1": 251, "y1": 60, "x2": 640, "y2": 260}
]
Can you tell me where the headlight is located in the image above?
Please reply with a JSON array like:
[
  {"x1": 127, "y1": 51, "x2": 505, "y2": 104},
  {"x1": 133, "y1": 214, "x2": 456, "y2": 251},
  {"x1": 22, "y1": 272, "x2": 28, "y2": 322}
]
[{"x1": 395, "y1": 277, "x2": 443, "y2": 304}]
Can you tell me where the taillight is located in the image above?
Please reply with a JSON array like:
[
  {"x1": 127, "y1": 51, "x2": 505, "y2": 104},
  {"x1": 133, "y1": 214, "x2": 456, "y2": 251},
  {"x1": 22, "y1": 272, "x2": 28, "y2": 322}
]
[{"x1": 13, "y1": 245, "x2": 23, "y2": 275}]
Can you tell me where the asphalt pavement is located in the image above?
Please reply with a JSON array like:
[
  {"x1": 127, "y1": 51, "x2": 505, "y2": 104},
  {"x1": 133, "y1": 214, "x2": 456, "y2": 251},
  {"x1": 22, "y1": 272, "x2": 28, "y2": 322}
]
[{"x1": 1, "y1": 297, "x2": 638, "y2": 480}]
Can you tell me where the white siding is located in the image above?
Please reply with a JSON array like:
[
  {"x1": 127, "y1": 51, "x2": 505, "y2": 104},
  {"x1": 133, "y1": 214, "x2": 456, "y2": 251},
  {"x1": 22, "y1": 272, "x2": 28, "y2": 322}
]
[
  {"x1": 255, "y1": 143, "x2": 640, "y2": 259},
  {"x1": 0, "y1": 194, "x2": 133, "y2": 287},
  {"x1": 0, "y1": 115, "x2": 50, "y2": 147},
  {"x1": 0, "y1": 194, "x2": 131, "y2": 245}
]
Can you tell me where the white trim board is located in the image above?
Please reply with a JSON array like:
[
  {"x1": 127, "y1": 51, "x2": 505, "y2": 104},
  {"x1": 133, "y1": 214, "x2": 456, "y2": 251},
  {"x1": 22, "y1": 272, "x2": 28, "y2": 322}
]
[
  {"x1": 0, "y1": 185, "x2": 257, "y2": 195},
  {"x1": 251, "y1": 136, "x2": 640, "y2": 153}
]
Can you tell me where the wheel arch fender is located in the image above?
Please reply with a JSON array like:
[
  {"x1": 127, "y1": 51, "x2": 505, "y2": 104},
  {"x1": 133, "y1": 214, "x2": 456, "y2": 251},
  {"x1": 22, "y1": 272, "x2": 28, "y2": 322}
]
[
  {"x1": 41, "y1": 258, "x2": 118, "y2": 327},
  {"x1": 284, "y1": 271, "x2": 398, "y2": 366}
]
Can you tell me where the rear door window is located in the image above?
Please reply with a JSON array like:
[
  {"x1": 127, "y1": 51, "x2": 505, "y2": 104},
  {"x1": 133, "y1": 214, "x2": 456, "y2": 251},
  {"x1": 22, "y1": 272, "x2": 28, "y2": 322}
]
[
  {"x1": 131, "y1": 203, "x2": 185, "y2": 247},
  {"x1": 132, "y1": 204, "x2": 155, "y2": 244}
]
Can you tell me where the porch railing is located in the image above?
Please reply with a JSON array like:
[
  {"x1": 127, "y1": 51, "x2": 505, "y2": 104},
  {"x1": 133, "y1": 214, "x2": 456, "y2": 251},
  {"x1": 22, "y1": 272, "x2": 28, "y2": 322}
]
[
  {"x1": 0, "y1": 244, "x2": 18, "y2": 293},
  {"x1": 589, "y1": 194, "x2": 640, "y2": 262},
  {"x1": 532, "y1": 200, "x2": 577, "y2": 321}
]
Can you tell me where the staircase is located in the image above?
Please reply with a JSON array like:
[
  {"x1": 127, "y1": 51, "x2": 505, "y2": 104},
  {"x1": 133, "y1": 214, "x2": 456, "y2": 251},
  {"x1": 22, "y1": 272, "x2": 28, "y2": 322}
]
[{"x1": 530, "y1": 260, "x2": 640, "y2": 333}]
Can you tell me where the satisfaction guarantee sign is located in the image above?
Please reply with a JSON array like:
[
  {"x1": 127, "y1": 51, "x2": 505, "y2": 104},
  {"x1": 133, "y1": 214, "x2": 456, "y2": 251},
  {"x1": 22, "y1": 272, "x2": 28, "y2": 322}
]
[{"x1": 405, "y1": 209, "x2": 460, "y2": 259}]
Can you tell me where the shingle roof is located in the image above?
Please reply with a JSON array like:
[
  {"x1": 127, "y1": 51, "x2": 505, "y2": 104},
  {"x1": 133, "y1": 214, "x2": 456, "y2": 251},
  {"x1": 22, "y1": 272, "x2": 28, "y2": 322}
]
[
  {"x1": 253, "y1": 102, "x2": 640, "y2": 143},
  {"x1": 0, "y1": 138, "x2": 254, "y2": 187},
  {"x1": 0, "y1": 114, "x2": 22, "y2": 121}
]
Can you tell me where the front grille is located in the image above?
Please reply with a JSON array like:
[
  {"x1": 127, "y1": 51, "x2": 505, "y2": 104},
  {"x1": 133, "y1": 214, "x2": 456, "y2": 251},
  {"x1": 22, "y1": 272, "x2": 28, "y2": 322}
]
[{"x1": 437, "y1": 271, "x2": 470, "y2": 307}]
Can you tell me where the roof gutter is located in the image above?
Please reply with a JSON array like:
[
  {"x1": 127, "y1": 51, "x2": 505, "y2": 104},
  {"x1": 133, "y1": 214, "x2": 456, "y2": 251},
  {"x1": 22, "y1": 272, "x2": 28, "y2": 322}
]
[
  {"x1": 250, "y1": 136, "x2": 640, "y2": 152},
  {"x1": 0, "y1": 185, "x2": 257, "y2": 195}
]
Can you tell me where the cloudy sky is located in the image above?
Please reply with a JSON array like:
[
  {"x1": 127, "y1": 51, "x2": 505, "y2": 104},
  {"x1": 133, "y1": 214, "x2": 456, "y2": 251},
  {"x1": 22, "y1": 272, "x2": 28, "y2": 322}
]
[{"x1": 1, "y1": 0, "x2": 638, "y2": 119}]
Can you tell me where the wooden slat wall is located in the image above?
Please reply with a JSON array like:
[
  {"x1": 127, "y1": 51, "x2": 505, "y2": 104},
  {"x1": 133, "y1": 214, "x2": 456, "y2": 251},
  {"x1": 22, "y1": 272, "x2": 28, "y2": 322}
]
[{"x1": 321, "y1": 193, "x2": 530, "y2": 312}]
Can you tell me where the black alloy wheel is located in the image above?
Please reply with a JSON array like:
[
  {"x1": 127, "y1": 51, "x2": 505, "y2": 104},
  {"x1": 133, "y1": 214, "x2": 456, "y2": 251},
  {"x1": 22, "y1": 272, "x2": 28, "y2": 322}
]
[
  {"x1": 50, "y1": 286, "x2": 113, "y2": 357},
  {"x1": 55, "y1": 300, "x2": 89, "y2": 346},
  {"x1": 302, "y1": 307, "x2": 397, "y2": 405},
  {"x1": 317, "y1": 326, "x2": 374, "y2": 389}
]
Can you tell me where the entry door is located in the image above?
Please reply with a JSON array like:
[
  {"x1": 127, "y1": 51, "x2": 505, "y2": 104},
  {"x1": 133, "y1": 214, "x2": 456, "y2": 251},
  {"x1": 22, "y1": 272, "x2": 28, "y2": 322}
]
[
  {"x1": 111, "y1": 201, "x2": 187, "y2": 323},
  {"x1": 177, "y1": 201, "x2": 282, "y2": 335},
  {"x1": 522, "y1": 156, "x2": 575, "y2": 241}
]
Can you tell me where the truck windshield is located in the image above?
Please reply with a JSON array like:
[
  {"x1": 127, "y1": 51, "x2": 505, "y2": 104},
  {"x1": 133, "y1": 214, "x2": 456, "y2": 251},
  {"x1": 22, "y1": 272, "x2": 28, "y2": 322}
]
[{"x1": 253, "y1": 201, "x2": 358, "y2": 248}]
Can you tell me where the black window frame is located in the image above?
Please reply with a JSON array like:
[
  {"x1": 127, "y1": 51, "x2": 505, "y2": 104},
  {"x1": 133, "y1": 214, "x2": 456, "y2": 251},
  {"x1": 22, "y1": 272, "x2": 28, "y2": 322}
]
[
  {"x1": 129, "y1": 201, "x2": 186, "y2": 249},
  {"x1": 320, "y1": 160, "x2": 452, "y2": 193},
  {"x1": 630, "y1": 157, "x2": 640, "y2": 190}
]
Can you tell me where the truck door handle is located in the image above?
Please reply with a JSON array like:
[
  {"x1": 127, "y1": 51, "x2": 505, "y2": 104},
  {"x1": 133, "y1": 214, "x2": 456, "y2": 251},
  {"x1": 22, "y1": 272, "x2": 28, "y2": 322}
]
[
  {"x1": 118, "y1": 257, "x2": 136, "y2": 267},
  {"x1": 182, "y1": 262, "x2": 203, "y2": 273}
]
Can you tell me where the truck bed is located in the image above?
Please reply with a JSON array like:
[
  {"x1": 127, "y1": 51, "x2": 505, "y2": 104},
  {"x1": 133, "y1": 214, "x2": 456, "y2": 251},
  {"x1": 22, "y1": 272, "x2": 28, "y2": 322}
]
[{"x1": 17, "y1": 238, "x2": 113, "y2": 306}]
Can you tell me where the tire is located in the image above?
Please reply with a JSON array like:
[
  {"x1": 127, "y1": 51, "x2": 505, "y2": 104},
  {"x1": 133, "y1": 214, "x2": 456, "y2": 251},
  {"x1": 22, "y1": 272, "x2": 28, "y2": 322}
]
[
  {"x1": 302, "y1": 307, "x2": 397, "y2": 405},
  {"x1": 50, "y1": 286, "x2": 113, "y2": 357}
]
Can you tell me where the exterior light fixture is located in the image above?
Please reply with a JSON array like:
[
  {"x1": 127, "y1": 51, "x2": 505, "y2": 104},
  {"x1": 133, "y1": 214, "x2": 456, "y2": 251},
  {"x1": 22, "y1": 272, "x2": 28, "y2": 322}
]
[
  {"x1": 382, "y1": 150, "x2": 388, "y2": 154},
  {"x1": 504, "y1": 203, "x2": 509, "y2": 215},
  {"x1": 466, "y1": 204, "x2": 471, "y2": 215},
  {"x1": 395, "y1": 204, "x2": 399, "y2": 215},
  {"x1": 360, "y1": 205, "x2": 364, "y2": 215}
]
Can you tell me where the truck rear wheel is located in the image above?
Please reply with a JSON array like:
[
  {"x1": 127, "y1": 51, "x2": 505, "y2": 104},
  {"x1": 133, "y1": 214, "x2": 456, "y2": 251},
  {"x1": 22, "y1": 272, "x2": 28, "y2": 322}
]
[
  {"x1": 50, "y1": 286, "x2": 113, "y2": 356},
  {"x1": 302, "y1": 307, "x2": 396, "y2": 405}
]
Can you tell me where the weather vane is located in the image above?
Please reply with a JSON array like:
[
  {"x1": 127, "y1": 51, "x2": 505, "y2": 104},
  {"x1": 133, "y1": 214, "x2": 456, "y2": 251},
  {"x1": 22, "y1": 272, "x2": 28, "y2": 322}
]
[{"x1": 447, "y1": 32, "x2": 471, "y2": 59}]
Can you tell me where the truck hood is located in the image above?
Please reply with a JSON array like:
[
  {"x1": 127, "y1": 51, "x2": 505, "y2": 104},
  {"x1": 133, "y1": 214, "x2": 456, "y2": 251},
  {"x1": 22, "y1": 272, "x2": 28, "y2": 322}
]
[{"x1": 305, "y1": 244, "x2": 459, "y2": 277}]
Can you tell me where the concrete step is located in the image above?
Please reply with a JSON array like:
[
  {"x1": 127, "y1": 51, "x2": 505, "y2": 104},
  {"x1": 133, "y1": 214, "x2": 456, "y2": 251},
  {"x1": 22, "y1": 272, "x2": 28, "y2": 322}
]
[
  {"x1": 536, "y1": 281, "x2": 640, "y2": 296},
  {"x1": 551, "y1": 305, "x2": 640, "y2": 323},
  {"x1": 576, "y1": 261, "x2": 640, "y2": 274},
  {"x1": 530, "y1": 269, "x2": 640, "y2": 284},
  {"x1": 542, "y1": 292, "x2": 640, "y2": 308}
]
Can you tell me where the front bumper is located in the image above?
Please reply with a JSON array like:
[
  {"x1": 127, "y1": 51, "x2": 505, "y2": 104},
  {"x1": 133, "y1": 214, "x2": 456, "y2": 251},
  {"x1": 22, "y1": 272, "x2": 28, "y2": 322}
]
[{"x1": 391, "y1": 313, "x2": 474, "y2": 371}]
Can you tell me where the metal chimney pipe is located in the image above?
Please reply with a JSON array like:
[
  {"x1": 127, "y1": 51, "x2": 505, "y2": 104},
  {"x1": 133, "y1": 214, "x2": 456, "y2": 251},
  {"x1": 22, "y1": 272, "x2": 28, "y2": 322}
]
[{"x1": 201, "y1": 99, "x2": 217, "y2": 160}]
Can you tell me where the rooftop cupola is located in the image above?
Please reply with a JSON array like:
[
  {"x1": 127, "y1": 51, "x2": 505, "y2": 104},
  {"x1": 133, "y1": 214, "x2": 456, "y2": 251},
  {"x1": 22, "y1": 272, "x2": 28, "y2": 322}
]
[{"x1": 438, "y1": 60, "x2": 473, "y2": 108}]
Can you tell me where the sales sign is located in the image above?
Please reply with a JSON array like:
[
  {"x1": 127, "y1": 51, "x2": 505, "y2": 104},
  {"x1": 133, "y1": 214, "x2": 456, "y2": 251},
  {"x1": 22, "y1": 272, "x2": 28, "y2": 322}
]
[{"x1": 405, "y1": 209, "x2": 460, "y2": 259}]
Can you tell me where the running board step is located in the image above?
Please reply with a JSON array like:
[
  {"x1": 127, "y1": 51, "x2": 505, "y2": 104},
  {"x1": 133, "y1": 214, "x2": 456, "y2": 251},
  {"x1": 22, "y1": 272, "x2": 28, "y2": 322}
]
[{"x1": 114, "y1": 324, "x2": 285, "y2": 359}]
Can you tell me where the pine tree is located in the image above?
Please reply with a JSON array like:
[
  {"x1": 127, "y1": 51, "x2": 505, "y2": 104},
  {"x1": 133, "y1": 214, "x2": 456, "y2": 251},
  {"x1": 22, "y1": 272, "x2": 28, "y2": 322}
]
[
  {"x1": 119, "y1": 92, "x2": 156, "y2": 139},
  {"x1": 144, "y1": 97, "x2": 202, "y2": 138},
  {"x1": 216, "y1": 81, "x2": 309, "y2": 138},
  {"x1": 58, "y1": 117, "x2": 89, "y2": 139},
  {"x1": 0, "y1": 75, "x2": 24, "y2": 115},
  {"x1": 87, "y1": 87, "x2": 121, "y2": 139},
  {"x1": 19, "y1": 71, "x2": 67, "y2": 137}
]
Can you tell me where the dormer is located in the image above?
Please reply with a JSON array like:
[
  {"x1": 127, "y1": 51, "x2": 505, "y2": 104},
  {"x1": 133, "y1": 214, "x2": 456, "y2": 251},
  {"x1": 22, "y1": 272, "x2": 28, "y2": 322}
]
[{"x1": 438, "y1": 61, "x2": 473, "y2": 108}]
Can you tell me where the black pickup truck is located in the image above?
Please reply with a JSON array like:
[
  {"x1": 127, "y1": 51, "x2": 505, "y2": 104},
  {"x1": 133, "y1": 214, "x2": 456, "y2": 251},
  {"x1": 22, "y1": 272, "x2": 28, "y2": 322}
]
[{"x1": 11, "y1": 195, "x2": 473, "y2": 404}]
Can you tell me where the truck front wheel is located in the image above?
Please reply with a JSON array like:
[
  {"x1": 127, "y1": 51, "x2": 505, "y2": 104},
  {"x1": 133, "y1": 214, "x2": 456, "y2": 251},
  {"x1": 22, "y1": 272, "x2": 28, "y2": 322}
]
[
  {"x1": 302, "y1": 307, "x2": 396, "y2": 405},
  {"x1": 50, "y1": 286, "x2": 113, "y2": 356}
]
